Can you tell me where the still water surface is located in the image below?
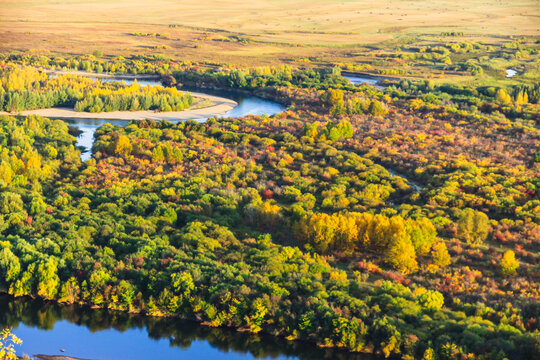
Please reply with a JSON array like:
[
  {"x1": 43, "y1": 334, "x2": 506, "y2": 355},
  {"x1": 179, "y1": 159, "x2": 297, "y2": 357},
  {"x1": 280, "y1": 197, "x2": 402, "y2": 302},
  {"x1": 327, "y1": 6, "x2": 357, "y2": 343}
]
[{"x1": 0, "y1": 294, "x2": 367, "y2": 360}]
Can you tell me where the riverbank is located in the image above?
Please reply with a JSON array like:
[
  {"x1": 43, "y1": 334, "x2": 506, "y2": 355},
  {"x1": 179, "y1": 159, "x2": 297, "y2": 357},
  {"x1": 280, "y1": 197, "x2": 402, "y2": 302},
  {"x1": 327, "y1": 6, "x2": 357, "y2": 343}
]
[
  {"x1": 2, "y1": 293, "x2": 370, "y2": 360},
  {"x1": 34, "y1": 355, "x2": 89, "y2": 360},
  {"x1": 0, "y1": 91, "x2": 237, "y2": 121}
]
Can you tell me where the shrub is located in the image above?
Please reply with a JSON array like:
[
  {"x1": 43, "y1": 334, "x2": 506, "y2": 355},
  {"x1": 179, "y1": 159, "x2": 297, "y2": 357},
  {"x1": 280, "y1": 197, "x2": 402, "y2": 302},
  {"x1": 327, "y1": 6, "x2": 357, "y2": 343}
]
[{"x1": 500, "y1": 250, "x2": 519, "y2": 276}]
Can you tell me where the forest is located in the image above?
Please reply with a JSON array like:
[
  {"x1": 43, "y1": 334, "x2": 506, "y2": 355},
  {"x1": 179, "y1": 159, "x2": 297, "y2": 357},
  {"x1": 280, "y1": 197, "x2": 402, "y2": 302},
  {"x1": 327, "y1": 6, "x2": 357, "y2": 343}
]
[
  {"x1": 0, "y1": 65, "x2": 193, "y2": 113},
  {"x1": 0, "y1": 51, "x2": 538, "y2": 360}
]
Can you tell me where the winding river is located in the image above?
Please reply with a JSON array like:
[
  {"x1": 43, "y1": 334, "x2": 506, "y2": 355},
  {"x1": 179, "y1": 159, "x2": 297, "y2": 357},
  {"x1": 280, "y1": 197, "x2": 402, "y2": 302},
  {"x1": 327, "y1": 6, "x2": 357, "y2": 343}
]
[
  {"x1": 5, "y1": 75, "x2": 365, "y2": 360},
  {"x1": 3, "y1": 74, "x2": 418, "y2": 359},
  {"x1": 62, "y1": 76, "x2": 285, "y2": 161}
]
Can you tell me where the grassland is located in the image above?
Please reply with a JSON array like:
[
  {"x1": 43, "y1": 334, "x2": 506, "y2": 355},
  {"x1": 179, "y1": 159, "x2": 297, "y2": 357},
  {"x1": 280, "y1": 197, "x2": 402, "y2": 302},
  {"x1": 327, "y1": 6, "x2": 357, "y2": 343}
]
[{"x1": 1, "y1": 0, "x2": 538, "y2": 67}]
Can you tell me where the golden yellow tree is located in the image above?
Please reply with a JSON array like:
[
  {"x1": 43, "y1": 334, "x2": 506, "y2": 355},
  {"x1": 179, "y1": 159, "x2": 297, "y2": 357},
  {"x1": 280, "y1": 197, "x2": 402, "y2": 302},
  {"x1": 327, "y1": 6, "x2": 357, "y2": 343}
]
[
  {"x1": 115, "y1": 135, "x2": 133, "y2": 157},
  {"x1": 385, "y1": 231, "x2": 418, "y2": 274},
  {"x1": 500, "y1": 250, "x2": 519, "y2": 276},
  {"x1": 430, "y1": 241, "x2": 451, "y2": 268},
  {"x1": 0, "y1": 329, "x2": 22, "y2": 360}
]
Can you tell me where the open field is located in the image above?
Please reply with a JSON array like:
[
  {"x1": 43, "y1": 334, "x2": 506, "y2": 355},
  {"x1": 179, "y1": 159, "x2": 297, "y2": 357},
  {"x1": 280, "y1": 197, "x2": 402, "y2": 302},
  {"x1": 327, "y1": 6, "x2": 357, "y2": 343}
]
[{"x1": 1, "y1": 0, "x2": 538, "y2": 65}]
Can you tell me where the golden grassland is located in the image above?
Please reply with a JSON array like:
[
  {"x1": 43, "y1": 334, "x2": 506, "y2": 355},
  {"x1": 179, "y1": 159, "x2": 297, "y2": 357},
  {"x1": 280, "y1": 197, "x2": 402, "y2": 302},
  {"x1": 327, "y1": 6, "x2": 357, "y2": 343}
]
[{"x1": 1, "y1": 0, "x2": 538, "y2": 64}]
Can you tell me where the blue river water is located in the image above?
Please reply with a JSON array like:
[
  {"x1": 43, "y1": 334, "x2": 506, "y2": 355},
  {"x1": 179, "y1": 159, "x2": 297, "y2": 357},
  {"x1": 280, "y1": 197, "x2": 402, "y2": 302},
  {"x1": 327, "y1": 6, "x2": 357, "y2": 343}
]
[
  {"x1": 65, "y1": 77, "x2": 285, "y2": 161},
  {"x1": 0, "y1": 294, "x2": 367, "y2": 360}
]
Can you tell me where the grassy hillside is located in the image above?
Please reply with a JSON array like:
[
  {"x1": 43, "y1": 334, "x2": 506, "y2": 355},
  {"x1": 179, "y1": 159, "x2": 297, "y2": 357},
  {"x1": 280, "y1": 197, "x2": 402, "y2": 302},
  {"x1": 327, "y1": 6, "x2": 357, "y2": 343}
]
[{"x1": 1, "y1": 0, "x2": 538, "y2": 65}]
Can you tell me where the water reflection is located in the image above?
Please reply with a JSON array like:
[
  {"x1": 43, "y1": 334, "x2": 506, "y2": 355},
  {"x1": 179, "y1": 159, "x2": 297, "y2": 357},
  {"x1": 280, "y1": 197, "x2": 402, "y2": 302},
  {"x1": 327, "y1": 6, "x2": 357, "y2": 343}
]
[
  {"x1": 343, "y1": 76, "x2": 379, "y2": 86},
  {"x1": 0, "y1": 294, "x2": 369, "y2": 360}
]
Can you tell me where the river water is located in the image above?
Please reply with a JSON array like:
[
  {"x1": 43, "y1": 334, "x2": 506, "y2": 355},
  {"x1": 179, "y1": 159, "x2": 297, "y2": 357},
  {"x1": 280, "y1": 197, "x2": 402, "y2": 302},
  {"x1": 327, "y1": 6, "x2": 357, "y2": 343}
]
[
  {"x1": 3, "y1": 75, "x2": 394, "y2": 359},
  {"x1": 0, "y1": 294, "x2": 367, "y2": 360},
  {"x1": 62, "y1": 77, "x2": 285, "y2": 161},
  {"x1": 5, "y1": 77, "x2": 366, "y2": 360},
  {"x1": 342, "y1": 75, "x2": 386, "y2": 90}
]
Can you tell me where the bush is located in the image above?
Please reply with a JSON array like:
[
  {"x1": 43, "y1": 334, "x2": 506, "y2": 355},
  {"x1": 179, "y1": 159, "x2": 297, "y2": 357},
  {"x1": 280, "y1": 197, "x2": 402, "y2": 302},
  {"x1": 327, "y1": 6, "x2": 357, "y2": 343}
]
[
  {"x1": 500, "y1": 250, "x2": 519, "y2": 276},
  {"x1": 416, "y1": 290, "x2": 444, "y2": 312}
]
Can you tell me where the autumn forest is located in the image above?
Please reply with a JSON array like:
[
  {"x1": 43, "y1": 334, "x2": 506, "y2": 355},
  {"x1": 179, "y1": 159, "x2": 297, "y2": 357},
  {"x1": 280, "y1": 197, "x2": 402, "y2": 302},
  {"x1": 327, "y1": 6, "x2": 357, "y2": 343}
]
[{"x1": 0, "y1": 2, "x2": 538, "y2": 359}]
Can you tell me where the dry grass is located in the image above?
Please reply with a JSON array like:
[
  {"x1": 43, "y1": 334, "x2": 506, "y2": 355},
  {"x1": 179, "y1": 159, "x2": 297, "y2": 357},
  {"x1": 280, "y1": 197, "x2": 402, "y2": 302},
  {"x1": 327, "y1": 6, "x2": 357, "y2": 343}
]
[{"x1": 0, "y1": 0, "x2": 538, "y2": 64}]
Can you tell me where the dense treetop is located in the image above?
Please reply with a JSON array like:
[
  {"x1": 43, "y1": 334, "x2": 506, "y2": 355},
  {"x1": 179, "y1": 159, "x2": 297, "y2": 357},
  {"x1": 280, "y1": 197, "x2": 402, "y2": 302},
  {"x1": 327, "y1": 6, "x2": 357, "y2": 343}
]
[{"x1": 0, "y1": 65, "x2": 193, "y2": 113}]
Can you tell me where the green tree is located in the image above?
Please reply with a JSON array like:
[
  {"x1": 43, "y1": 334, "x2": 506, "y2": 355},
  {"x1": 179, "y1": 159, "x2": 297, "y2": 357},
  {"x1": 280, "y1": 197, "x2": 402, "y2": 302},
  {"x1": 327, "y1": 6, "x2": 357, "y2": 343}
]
[
  {"x1": 36, "y1": 259, "x2": 60, "y2": 299},
  {"x1": 0, "y1": 248, "x2": 20, "y2": 283},
  {"x1": 0, "y1": 192, "x2": 23, "y2": 214},
  {"x1": 9, "y1": 263, "x2": 36, "y2": 297},
  {"x1": 408, "y1": 218, "x2": 437, "y2": 256},
  {"x1": 416, "y1": 290, "x2": 444, "y2": 311},
  {"x1": 171, "y1": 271, "x2": 195, "y2": 309},
  {"x1": 244, "y1": 298, "x2": 268, "y2": 333},
  {"x1": 30, "y1": 197, "x2": 47, "y2": 215},
  {"x1": 368, "y1": 100, "x2": 387, "y2": 115},
  {"x1": 118, "y1": 280, "x2": 136, "y2": 309},
  {"x1": 323, "y1": 120, "x2": 353, "y2": 142},
  {"x1": 372, "y1": 317, "x2": 401, "y2": 358},
  {"x1": 457, "y1": 208, "x2": 490, "y2": 244}
]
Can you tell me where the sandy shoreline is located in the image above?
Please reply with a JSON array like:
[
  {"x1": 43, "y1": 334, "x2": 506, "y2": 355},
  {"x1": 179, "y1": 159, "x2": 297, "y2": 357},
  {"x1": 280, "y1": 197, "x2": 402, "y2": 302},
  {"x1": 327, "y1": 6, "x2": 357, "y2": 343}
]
[
  {"x1": 34, "y1": 355, "x2": 90, "y2": 360},
  {"x1": 0, "y1": 92, "x2": 237, "y2": 121},
  {"x1": 0, "y1": 69, "x2": 237, "y2": 121}
]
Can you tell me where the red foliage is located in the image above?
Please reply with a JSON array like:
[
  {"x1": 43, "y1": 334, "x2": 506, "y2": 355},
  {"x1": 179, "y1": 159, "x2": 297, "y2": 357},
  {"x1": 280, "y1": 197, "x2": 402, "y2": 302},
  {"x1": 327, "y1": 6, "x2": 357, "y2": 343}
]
[
  {"x1": 160, "y1": 257, "x2": 173, "y2": 267},
  {"x1": 262, "y1": 189, "x2": 274, "y2": 199}
]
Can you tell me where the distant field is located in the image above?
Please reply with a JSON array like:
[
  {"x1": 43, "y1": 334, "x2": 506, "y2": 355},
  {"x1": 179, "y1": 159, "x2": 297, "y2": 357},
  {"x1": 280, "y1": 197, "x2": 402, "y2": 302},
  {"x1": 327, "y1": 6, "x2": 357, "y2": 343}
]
[{"x1": 0, "y1": 0, "x2": 538, "y2": 64}]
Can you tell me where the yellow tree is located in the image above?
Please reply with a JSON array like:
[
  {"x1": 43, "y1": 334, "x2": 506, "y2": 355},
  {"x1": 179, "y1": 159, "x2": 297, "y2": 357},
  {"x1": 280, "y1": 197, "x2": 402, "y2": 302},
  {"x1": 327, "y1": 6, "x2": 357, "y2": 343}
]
[
  {"x1": 349, "y1": 212, "x2": 374, "y2": 249},
  {"x1": 457, "y1": 208, "x2": 490, "y2": 244},
  {"x1": 430, "y1": 241, "x2": 451, "y2": 268},
  {"x1": 500, "y1": 250, "x2": 519, "y2": 276},
  {"x1": 495, "y1": 88, "x2": 512, "y2": 104},
  {"x1": 333, "y1": 213, "x2": 358, "y2": 254},
  {"x1": 294, "y1": 213, "x2": 335, "y2": 254},
  {"x1": 367, "y1": 214, "x2": 393, "y2": 251},
  {"x1": 320, "y1": 89, "x2": 345, "y2": 115},
  {"x1": 0, "y1": 161, "x2": 12, "y2": 187},
  {"x1": 115, "y1": 135, "x2": 132, "y2": 157},
  {"x1": 0, "y1": 329, "x2": 22, "y2": 360},
  {"x1": 385, "y1": 231, "x2": 418, "y2": 274}
]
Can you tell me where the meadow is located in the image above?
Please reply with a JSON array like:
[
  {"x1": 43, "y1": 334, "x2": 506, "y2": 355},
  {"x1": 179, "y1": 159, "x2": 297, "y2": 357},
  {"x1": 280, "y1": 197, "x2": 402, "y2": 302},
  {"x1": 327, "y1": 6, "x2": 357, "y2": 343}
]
[{"x1": 1, "y1": 0, "x2": 538, "y2": 68}]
